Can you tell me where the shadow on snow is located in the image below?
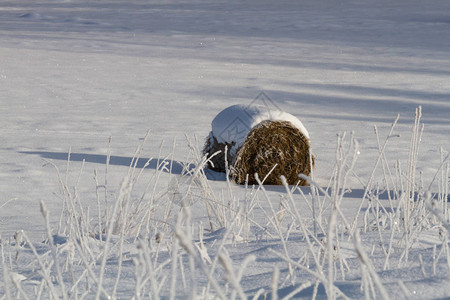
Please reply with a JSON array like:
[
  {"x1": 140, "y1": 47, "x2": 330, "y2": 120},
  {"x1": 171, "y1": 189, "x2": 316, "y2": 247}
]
[{"x1": 19, "y1": 151, "x2": 450, "y2": 202}]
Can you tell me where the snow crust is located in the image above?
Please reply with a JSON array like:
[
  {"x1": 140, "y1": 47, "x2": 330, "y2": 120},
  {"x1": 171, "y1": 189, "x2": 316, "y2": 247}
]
[{"x1": 211, "y1": 104, "x2": 310, "y2": 153}]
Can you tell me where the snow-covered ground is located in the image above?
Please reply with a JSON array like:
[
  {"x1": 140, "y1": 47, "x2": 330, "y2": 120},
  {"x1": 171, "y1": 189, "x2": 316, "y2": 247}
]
[{"x1": 1, "y1": 0, "x2": 450, "y2": 299}]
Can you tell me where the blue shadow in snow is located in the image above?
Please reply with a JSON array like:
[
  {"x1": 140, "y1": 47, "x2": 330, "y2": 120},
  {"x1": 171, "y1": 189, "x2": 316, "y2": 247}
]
[
  {"x1": 20, "y1": 150, "x2": 227, "y2": 181},
  {"x1": 19, "y1": 151, "x2": 450, "y2": 200},
  {"x1": 20, "y1": 151, "x2": 190, "y2": 175},
  {"x1": 251, "y1": 280, "x2": 363, "y2": 299},
  {"x1": 264, "y1": 185, "x2": 450, "y2": 202}
]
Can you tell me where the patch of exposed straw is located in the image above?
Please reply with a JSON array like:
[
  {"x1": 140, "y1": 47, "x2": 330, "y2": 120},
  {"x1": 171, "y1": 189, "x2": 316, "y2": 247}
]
[{"x1": 232, "y1": 121, "x2": 313, "y2": 185}]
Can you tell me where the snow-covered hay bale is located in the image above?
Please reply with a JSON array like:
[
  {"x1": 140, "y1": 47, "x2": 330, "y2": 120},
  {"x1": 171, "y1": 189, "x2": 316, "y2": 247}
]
[{"x1": 203, "y1": 104, "x2": 313, "y2": 185}]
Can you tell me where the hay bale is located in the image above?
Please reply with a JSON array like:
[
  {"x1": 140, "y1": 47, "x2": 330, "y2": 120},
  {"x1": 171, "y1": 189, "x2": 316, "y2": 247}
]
[
  {"x1": 232, "y1": 120, "x2": 313, "y2": 185},
  {"x1": 203, "y1": 104, "x2": 313, "y2": 185}
]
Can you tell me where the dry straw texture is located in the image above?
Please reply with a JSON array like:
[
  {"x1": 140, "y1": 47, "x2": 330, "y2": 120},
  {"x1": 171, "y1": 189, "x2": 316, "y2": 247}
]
[{"x1": 204, "y1": 120, "x2": 313, "y2": 185}]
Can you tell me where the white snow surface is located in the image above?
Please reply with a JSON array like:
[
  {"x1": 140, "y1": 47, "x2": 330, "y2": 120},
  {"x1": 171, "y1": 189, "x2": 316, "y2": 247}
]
[
  {"x1": 1, "y1": 0, "x2": 450, "y2": 299},
  {"x1": 211, "y1": 104, "x2": 310, "y2": 153}
]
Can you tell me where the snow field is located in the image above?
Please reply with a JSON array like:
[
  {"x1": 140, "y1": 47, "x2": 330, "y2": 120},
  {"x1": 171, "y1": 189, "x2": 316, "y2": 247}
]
[{"x1": 1, "y1": 0, "x2": 450, "y2": 298}]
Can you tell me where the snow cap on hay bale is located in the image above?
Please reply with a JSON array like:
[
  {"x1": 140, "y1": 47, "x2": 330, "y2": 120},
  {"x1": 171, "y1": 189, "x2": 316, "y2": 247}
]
[{"x1": 203, "y1": 104, "x2": 313, "y2": 185}]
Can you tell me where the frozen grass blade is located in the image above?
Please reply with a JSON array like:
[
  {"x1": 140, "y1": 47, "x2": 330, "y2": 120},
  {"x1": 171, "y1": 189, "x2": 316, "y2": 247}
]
[
  {"x1": 255, "y1": 174, "x2": 294, "y2": 282},
  {"x1": 218, "y1": 249, "x2": 248, "y2": 300},
  {"x1": 0, "y1": 198, "x2": 16, "y2": 210},
  {"x1": 0, "y1": 236, "x2": 12, "y2": 300},
  {"x1": 71, "y1": 236, "x2": 111, "y2": 299},
  {"x1": 22, "y1": 232, "x2": 59, "y2": 299},
  {"x1": 268, "y1": 248, "x2": 349, "y2": 300},
  {"x1": 282, "y1": 281, "x2": 313, "y2": 300},
  {"x1": 350, "y1": 114, "x2": 400, "y2": 235},
  {"x1": 96, "y1": 176, "x2": 132, "y2": 300},
  {"x1": 138, "y1": 240, "x2": 160, "y2": 300},
  {"x1": 270, "y1": 267, "x2": 279, "y2": 300},
  {"x1": 169, "y1": 234, "x2": 179, "y2": 300},
  {"x1": 397, "y1": 280, "x2": 412, "y2": 298},
  {"x1": 353, "y1": 231, "x2": 389, "y2": 300},
  {"x1": 40, "y1": 201, "x2": 68, "y2": 300},
  {"x1": 175, "y1": 229, "x2": 227, "y2": 300}
]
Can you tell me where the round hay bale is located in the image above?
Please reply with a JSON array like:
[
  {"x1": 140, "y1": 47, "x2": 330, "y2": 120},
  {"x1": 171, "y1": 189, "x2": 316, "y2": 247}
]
[
  {"x1": 232, "y1": 120, "x2": 313, "y2": 185},
  {"x1": 203, "y1": 104, "x2": 313, "y2": 185}
]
